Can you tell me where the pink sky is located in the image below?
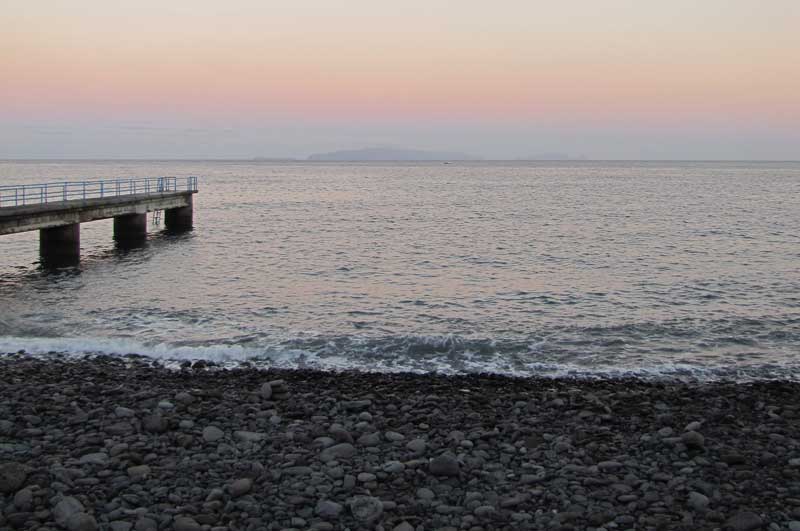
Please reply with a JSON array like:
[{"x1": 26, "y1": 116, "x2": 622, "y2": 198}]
[{"x1": 2, "y1": 1, "x2": 799, "y2": 158}]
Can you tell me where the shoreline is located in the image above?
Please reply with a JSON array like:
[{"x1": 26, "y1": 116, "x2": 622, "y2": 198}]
[{"x1": 1, "y1": 356, "x2": 799, "y2": 530}]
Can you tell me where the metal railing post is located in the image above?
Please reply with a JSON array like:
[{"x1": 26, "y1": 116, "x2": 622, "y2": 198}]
[{"x1": 63, "y1": 183, "x2": 67, "y2": 201}]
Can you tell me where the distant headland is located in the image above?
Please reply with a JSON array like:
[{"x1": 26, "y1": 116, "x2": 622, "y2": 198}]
[{"x1": 307, "y1": 147, "x2": 481, "y2": 161}]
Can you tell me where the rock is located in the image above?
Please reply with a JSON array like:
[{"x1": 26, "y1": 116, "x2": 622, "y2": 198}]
[
  {"x1": 349, "y1": 496, "x2": 384, "y2": 523},
  {"x1": 203, "y1": 426, "x2": 225, "y2": 442},
  {"x1": 174, "y1": 517, "x2": 201, "y2": 531},
  {"x1": 385, "y1": 431, "x2": 405, "y2": 442},
  {"x1": 341, "y1": 400, "x2": 372, "y2": 411},
  {"x1": 259, "y1": 382, "x2": 273, "y2": 399},
  {"x1": 688, "y1": 491, "x2": 710, "y2": 511},
  {"x1": 114, "y1": 406, "x2": 135, "y2": 417},
  {"x1": 127, "y1": 465, "x2": 151, "y2": 480},
  {"x1": 382, "y1": 460, "x2": 405, "y2": 473},
  {"x1": 788, "y1": 522, "x2": 800, "y2": 531},
  {"x1": 79, "y1": 452, "x2": 109, "y2": 465},
  {"x1": 230, "y1": 478, "x2": 252, "y2": 498},
  {"x1": 329, "y1": 424, "x2": 353, "y2": 443},
  {"x1": 109, "y1": 522, "x2": 133, "y2": 531},
  {"x1": 134, "y1": 517, "x2": 158, "y2": 531},
  {"x1": 430, "y1": 452, "x2": 460, "y2": 476},
  {"x1": 66, "y1": 512, "x2": 99, "y2": 531},
  {"x1": 724, "y1": 511, "x2": 763, "y2": 531},
  {"x1": 682, "y1": 430, "x2": 705, "y2": 449},
  {"x1": 316, "y1": 500, "x2": 344, "y2": 518},
  {"x1": 320, "y1": 442, "x2": 357, "y2": 462},
  {"x1": 175, "y1": 391, "x2": 194, "y2": 404},
  {"x1": 357, "y1": 432, "x2": 381, "y2": 446},
  {"x1": 393, "y1": 523, "x2": 415, "y2": 531},
  {"x1": 0, "y1": 462, "x2": 27, "y2": 493},
  {"x1": 357, "y1": 472, "x2": 376, "y2": 482},
  {"x1": 406, "y1": 438, "x2": 427, "y2": 454},
  {"x1": 157, "y1": 400, "x2": 174, "y2": 409},
  {"x1": 13, "y1": 487, "x2": 33, "y2": 511},
  {"x1": 598, "y1": 460, "x2": 623, "y2": 471},
  {"x1": 233, "y1": 430, "x2": 266, "y2": 443},
  {"x1": 142, "y1": 414, "x2": 168, "y2": 433},
  {"x1": 53, "y1": 496, "x2": 85, "y2": 526}
]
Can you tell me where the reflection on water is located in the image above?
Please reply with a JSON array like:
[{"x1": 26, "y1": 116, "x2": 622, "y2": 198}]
[{"x1": 1, "y1": 160, "x2": 799, "y2": 379}]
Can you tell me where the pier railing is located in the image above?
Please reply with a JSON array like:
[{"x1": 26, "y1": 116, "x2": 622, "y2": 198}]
[{"x1": 0, "y1": 176, "x2": 199, "y2": 208}]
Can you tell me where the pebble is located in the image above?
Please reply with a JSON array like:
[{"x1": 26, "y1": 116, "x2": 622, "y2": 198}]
[
  {"x1": 316, "y1": 500, "x2": 344, "y2": 518},
  {"x1": 725, "y1": 511, "x2": 764, "y2": 531},
  {"x1": 230, "y1": 478, "x2": 253, "y2": 498},
  {"x1": 320, "y1": 442, "x2": 357, "y2": 462},
  {"x1": 53, "y1": 496, "x2": 85, "y2": 526},
  {"x1": 682, "y1": 430, "x2": 705, "y2": 449},
  {"x1": 173, "y1": 516, "x2": 202, "y2": 531},
  {"x1": 203, "y1": 425, "x2": 224, "y2": 442},
  {"x1": 349, "y1": 496, "x2": 384, "y2": 523},
  {"x1": 430, "y1": 452, "x2": 460, "y2": 476},
  {"x1": 66, "y1": 512, "x2": 99, "y2": 531},
  {"x1": 0, "y1": 462, "x2": 28, "y2": 493}
]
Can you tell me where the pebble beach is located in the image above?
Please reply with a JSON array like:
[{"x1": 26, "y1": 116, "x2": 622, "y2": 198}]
[{"x1": 1, "y1": 355, "x2": 799, "y2": 531}]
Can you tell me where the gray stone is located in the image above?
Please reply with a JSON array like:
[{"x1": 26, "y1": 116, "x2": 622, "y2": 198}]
[
  {"x1": 173, "y1": 516, "x2": 202, "y2": 531},
  {"x1": 349, "y1": 496, "x2": 384, "y2": 523},
  {"x1": 788, "y1": 522, "x2": 800, "y2": 531},
  {"x1": 203, "y1": 426, "x2": 224, "y2": 442},
  {"x1": 406, "y1": 438, "x2": 427, "y2": 454},
  {"x1": 114, "y1": 406, "x2": 135, "y2": 417},
  {"x1": 53, "y1": 497, "x2": 85, "y2": 526},
  {"x1": 393, "y1": 524, "x2": 415, "y2": 531},
  {"x1": 329, "y1": 424, "x2": 353, "y2": 443},
  {"x1": 230, "y1": 478, "x2": 252, "y2": 498},
  {"x1": 0, "y1": 462, "x2": 27, "y2": 494},
  {"x1": 127, "y1": 465, "x2": 151, "y2": 480},
  {"x1": 175, "y1": 392, "x2": 194, "y2": 404},
  {"x1": 357, "y1": 432, "x2": 381, "y2": 446},
  {"x1": 233, "y1": 430, "x2": 266, "y2": 443},
  {"x1": 725, "y1": 511, "x2": 763, "y2": 531},
  {"x1": 66, "y1": 512, "x2": 99, "y2": 531},
  {"x1": 385, "y1": 431, "x2": 405, "y2": 442},
  {"x1": 142, "y1": 414, "x2": 168, "y2": 433},
  {"x1": 259, "y1": 382, "x2": 273, "y2": 399},
  {"x1": 320, "y1": 442, "x2": 357, "y2": 462},
  {"x1": 357, "y1": 472, "x2": 377, "y2": 482},
  {"x1": 316, "y1": 500, "x2": 343, "y2": 518},
  {"x1": 341, "y1": 400, "x2": 372, "y2": 411},
  {"x1": 110, "y1": 522, "x2": 133, "y2": 531},
  {"x1": 134, "y1": 517, "x2": 158, "y2": 531},
  {"x1": 430, "y1": 452, "x2": 460, "y2": 476},
  {"x1": 382, "y1": 460, "x2": 405, "y2": 473},
  {"x1": 79, "y1": 452, "x2": 109, "y2": 465},
  {"x1": 13, "y1": 487, "x2": 33, "y2": 511},
  {"x1": 688, "y1": 491, "x2": 709, "y2": 511},
  {"x1": 682, "y1": 431, "x2": 705, "y2": 449}
]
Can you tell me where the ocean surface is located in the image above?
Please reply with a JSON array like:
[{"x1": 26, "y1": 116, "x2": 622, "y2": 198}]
[{"x1": 1, "y1": 160, "x2": 799, "y2": 380}]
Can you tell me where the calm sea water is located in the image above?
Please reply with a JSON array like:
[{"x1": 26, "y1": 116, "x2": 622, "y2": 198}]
[{"x1": 1, "y1": 160, "x2": 799, "y2": 380}]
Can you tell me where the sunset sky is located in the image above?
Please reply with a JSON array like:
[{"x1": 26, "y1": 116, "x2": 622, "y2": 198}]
[{"x1": 2, "y1": 0, "x2": 798, "y2": 159}]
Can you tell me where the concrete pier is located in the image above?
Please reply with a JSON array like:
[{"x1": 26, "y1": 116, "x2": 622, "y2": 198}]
[
  {"x1": 164, "y1": 195, "x2": 194, "y2": 232},
  {"x1": 1, "y1": 177, "x2": 197, "y2": 266},
  {"x1": 113, "y1": 213, "x2": 148, "y2": 244},
  {"x1": 39, "y1": 223, "x2": 80, "y2": 267}
]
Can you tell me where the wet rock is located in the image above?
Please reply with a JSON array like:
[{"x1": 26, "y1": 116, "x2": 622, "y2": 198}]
[
  {"x1": 13, "y1": 487, "x2": 33, "y2": 511},
  {"x1": 259, "y1": 382, "x2": 272, "y2": 400},
  {"x1": 688, "y1": 491, "x2": 710, "y2": 511}
]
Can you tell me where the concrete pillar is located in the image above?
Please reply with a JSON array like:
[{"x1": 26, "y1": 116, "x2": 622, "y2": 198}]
[
  {"x1": 164, "y1": 196, "x2": 193, "y2": 231},
  {"x1": 113, "y1": 213, "x2": 147, "y2": 245},
  {"x1": 40, "y1": 223, "x2": 80, "y2": 267}
]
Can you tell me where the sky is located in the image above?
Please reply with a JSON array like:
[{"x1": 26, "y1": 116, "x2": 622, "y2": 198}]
[{"x1": 1, "y1": 0, "x2": 798, "y2": 159}]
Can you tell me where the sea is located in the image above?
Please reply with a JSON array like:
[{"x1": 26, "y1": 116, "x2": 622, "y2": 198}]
[{"x1": 1, "y1": 160, "x2": 799, "y2": 380}]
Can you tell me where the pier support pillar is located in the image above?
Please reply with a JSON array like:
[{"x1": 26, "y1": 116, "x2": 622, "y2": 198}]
[
  {"x1": 164, "y1": 195, "x2": 193, "y2": 232},
  {"x1": 40, "y1": 223, "x2": 80, "y2": 267},
  {"x1": 113, "y1": 213, "x2": 147, "y2": 245}
]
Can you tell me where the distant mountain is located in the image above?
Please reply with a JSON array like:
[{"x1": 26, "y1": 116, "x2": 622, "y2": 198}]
[
  {"x1": 520, "y1": 152, "x2": 588, "y2": 161},
  {"x1": 307, "y1": 147, "x2": 481, "y2": 161}
]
